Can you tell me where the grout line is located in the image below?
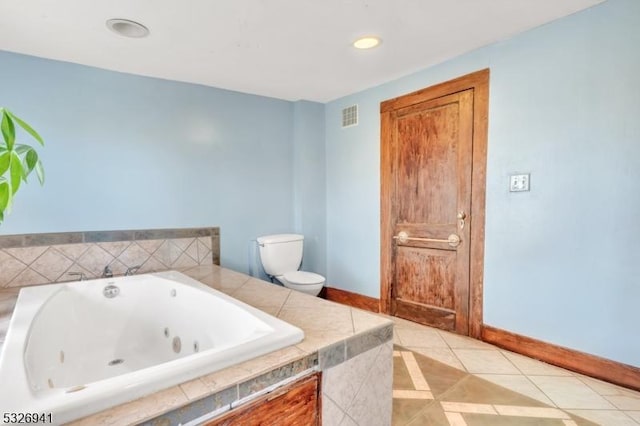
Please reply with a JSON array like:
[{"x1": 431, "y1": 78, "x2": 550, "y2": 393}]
[
  {"x1": 499, "y1": 374, "x2": 623, "y2": 411},
  {"x1": 498, "y1": 349, "x2": 530, "y2": 377},
  {"x1": 521, "y1": 374, "x2": 558, "y2": 408},
  {"x1": 571, "y1": 409, "x2": 640, "y2": 426},
  {"x1": 54, "y1": 247, "x2": 87, "y2": 282},
  {"x1": 625, "y1": 411, "x2": 640, "y2": 426},
  {"x1": 1, "y1": 251, "x2": 29, "y2": 286},
  {"x1": 343, "y1": 414, "x2": 359, "y2": 426},
  {"x1": 321, "y1": 393, "x2": 349, "y2": 424},
  {"x1": 73, "y1": 243, "x2": 92, "y2": 262},
  {"x1": 401, "y1": 399, "x2": 438, "y2": 426},
  {"x1": 183, "y1": 239, "x2": 199, "y2": 263},
  {"x1": 228, "y1": 276, "x2": 250, "y2": 296},
  {"x1": 349, "y1": 308, "x2": 355, "y2": 334},
  {"x1": 447, "y1": 347, "x2": 469, "y2": 373},
  {"x1": 443, "y1": 411, "x2": 468, "y2": 426},
  {"x1": 176, "y1": 383, "x2": 190, "y2": 401},
  {"x1": 275, "y1": 290, "x2": 292, "y2": 317},
  {"x1": 57, "y1": 261, "x2": 81, "y2": 283},
  {"x1": 98, "y1": 240, "x2": 132, "y2": 259},
  {"x1": 501, "y1": 348, "x2": 578, "y2": 378},
  {"x1": 6, "y1": 246, "x2": 42, "y2": 266},
  {"x1": 342, "y1": 344, "x2": 383, "y2": 413},
  {"x1": 394, "y1": 328, "x2": 404, "y2": 346},
  {"x1": 577, "y1": 374, "x2": 640, "y2": 399}
]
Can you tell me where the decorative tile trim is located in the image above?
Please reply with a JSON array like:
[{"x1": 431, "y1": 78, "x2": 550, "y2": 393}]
[
  {"x1": 346, "y1": 324, "x2": 393, "y2": 360},
  {"x1": 0, "y1": 227, "x2": 219, "y2": 248},
  {"x1": 238, "y1": 353, "x2": 318, "y2": 399},
  {"x1": 138, "y1": 385, "x2": 237, "y2": 426},
  {"x1": 316, "y1": 323, "x2": 394, "y2": 370},
  {"x1": 141, "y1": 353, "x2": 318, "y2": 426},
  {"x1": 318, "y1": 341, "x2": 346, "y2": 370},
  {"x1": 0, "y1": 228, "x2": 220, "y2": 289}
]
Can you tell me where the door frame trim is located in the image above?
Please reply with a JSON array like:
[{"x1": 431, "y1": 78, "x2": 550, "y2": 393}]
[{"x1": 380, "y1": 69, "x2": 490, "y2": 338}]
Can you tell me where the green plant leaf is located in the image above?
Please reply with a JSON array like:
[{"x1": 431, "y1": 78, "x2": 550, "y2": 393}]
[
  {"x1": 6, "y1": 110, "x2": 44, "y2": 146},
  {"x1": 0, "y1": 108, "x2": 45, "y2": 222},
  {"x1": 21, "y1": 158, "x2": 28, "y2": 181},
  {"x1": 1, "y1": 111, "x2": 16, "y2": 150},
  {"x1": 25, "y1": 149, "x2": 38, "y2": 174},
  {"x1": 0, "y1": 179, "x2": 10, "y2": 213},
  {"x1": 0, "y1": 151, "x2": 10, "y2": 175},
  {"x1": 9, "y1": 152, "x2": 23, "y2": 194},
  {"x1": 35, "y1": 160, "x2": 45, "y2": 185},
  {"x1": 14, "y1": 144, "x2": 31, "y2": 155}
]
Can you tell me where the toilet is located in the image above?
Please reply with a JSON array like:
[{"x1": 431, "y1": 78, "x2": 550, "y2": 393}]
[{"x1": 257, "y1": 234, "x2": 325, "y2": 296}]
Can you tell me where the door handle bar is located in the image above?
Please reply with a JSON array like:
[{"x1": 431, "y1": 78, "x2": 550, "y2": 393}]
[{"x1": 393, "y1": 231, "x2": 461, "y2": 247}]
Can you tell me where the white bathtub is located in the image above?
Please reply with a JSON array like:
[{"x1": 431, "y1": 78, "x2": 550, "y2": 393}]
[{"x1": 0, "y1": 271, "x2": 304, "y2": 424}]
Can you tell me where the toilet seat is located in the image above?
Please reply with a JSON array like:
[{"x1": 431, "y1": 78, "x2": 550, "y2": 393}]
[
  {"x1": 278, "y1": 271, "x2": 325, "y2": 296},
  {"x1": 283, "y1": 271, "x2": 325, "y2": 285}
]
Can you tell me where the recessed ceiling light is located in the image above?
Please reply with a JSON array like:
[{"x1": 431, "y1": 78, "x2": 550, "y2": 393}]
[
  {"x1": 353, "y1": 36, "x2": 382, "y2": 50},
  {"x1": 106, "y1": 19, "x2": 149, "y2": 38}
]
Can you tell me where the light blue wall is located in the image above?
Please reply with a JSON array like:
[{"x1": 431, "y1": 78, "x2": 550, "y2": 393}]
[
  {"x1": 292, "y1": 101, "x2": 326, "y2": 276},
  {"x1": 325, "y1": 0, "x2": 640, "y2": 366},
  {"x1": 0, "y1": 52, "x2": 297, "y2": 274}
]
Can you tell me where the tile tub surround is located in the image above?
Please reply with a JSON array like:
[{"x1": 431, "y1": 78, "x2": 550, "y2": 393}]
[
  {"x1": 0, "y1": 264, "x2": 393, "y2": 425},
  {"x1": 0, "y1": 227, "x2": 220, "y2": 288}
]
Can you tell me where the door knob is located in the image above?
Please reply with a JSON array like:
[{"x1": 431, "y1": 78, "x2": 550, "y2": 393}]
[{"x1": 447, "y1": 234, "x2": 461, "y2": 247}]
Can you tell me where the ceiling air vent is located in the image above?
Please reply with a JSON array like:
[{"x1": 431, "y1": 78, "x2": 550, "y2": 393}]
[{"x1": 342, "y1": 104, "x2": 358, "y2": 128}]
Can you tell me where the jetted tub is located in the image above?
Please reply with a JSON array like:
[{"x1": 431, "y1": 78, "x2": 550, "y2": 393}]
[{"x1": 0, "y1": 271, "x2": 304, "y2": 424}]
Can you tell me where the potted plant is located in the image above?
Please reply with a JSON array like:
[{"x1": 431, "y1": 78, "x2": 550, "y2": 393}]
[{"x1": 0, "y1": 108, "x2": 45, "y2": 223}]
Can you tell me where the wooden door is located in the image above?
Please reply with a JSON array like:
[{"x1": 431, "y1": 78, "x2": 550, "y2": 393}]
[{"x1": 380, "y1": 70, "x2": 489, "y2": 336}]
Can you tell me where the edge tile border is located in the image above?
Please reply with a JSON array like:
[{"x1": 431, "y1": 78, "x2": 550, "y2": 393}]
[
  {"x1": 140, "y1": 353, "x2": 318, "y2": 426},
  {"x1": 319, "y1": 323, "x2": 393, "y2": 370},
  {"x1": 0, "y1": 227, "x2": 219, "y2": 249}
]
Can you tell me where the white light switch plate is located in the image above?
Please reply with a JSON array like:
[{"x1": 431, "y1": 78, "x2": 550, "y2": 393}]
[{"x1": 509, "y1": 174, "x2": 530, "y2": 192}]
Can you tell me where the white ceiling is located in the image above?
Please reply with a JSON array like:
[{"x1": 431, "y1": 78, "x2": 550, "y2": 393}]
[{"x1": 0, "y1": 0, "x2": 605, "y2": 102}]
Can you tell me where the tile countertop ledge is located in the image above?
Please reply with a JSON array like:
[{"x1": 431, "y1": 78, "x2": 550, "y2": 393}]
[{"x1": 0, "y1": 265, "x2": 393, "y2": 425}]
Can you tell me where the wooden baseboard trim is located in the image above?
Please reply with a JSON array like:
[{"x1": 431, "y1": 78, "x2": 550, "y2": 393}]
[
  {"x1": 322, "y1": 287, "x2": 380, "y2": 313},
  {"x1": 482, "y1": 325, "x2": 640, "y2": 392}
]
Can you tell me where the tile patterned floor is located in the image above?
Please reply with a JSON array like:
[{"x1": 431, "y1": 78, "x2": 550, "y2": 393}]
[
  {"x1": 393, "y1": 345, "x2": 595, "y2": 425},
  {"x1": 389, "y1": 316, "x2": 640, "y2": 426}
]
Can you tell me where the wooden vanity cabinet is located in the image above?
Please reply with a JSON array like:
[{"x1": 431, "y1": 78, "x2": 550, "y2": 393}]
[{"x1": 205, "y1": 373, "x2": 321, "y2": 425}]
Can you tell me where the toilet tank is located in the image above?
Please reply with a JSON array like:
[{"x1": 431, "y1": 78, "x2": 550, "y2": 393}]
[{"x1": 257, "y1": 234, "x2": 304, "y2": 276}]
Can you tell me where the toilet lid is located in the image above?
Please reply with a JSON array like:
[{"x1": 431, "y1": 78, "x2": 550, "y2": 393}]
[{"x1": 283, "y1": 271, "x2": 325, "y2": 285}]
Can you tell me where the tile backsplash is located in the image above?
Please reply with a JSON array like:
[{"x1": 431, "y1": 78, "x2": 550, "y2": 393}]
[{"x1": 0, "y1": 228, "x2": 219, "y2": 289}]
